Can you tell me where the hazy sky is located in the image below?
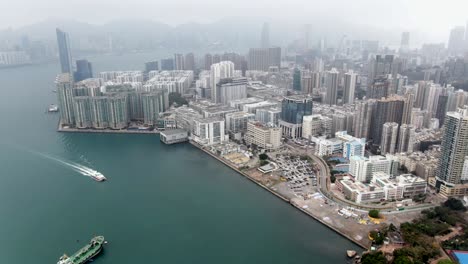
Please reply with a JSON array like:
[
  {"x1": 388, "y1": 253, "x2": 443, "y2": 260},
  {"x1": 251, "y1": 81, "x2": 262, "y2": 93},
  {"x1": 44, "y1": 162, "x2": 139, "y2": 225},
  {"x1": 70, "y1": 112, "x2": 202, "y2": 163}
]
[{"x1": 2, "y1": 0, "x2": 468, "y2": 35}]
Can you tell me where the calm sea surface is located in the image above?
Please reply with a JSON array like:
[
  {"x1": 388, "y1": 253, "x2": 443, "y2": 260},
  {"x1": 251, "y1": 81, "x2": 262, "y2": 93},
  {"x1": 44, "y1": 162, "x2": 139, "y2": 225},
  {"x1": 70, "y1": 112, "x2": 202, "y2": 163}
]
[{"x1": 0, "y1": 52, "x2": 360, "y2": 263}]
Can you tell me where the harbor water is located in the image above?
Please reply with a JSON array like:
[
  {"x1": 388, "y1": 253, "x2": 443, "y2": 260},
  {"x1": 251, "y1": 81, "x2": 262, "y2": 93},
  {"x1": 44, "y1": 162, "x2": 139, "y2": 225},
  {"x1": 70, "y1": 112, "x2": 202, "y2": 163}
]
[{"x1": 0, "y1": 52, "x2": 360, "y2": 263}]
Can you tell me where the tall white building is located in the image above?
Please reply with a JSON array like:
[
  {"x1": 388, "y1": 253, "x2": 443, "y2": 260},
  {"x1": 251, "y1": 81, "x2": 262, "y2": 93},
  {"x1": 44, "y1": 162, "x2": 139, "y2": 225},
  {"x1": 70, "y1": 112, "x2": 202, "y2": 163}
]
[
  {"x1": 191, "y1": 117, "x2": 226, "y2": 146},
  {"x1": 210, "y1": 61, "x2": 235, "y2": 103},
  {"x1": 350, "y1": 155, "x2": 395, "y2": 183},
  {"x1": 343, "y1": 70, "x2": 357, "y2": 104}
]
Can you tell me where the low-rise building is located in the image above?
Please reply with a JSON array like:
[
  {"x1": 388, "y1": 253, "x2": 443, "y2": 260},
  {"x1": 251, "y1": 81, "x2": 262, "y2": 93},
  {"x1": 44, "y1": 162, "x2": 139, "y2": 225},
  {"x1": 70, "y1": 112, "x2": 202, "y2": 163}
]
[
  {"x1": 245, "y1": 121, "x2": 282, "y2": 150},
  {"x1": 160, "y1": 129, "x2": 188, "y2": 144}
]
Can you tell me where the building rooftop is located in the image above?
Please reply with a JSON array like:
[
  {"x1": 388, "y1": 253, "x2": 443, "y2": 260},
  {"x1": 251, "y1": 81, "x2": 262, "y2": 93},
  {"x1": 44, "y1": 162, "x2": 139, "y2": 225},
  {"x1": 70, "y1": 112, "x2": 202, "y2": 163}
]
[{"x1": 160, "y1": 129, "x2": 188, "y2": 136}]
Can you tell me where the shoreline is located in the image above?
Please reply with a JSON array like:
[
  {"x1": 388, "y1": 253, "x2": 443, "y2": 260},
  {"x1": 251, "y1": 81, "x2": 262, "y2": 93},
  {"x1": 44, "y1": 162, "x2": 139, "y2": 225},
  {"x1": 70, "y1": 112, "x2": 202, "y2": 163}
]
[
  {"x1": 57, "y1": 123, "x2": 160, "y2": 134},
  {"x1": 189, "y1": 141, "x2": 368, "y2": 250},
  {"x1": 55, "y1": 118, "x2": 368, "y2": 249}
]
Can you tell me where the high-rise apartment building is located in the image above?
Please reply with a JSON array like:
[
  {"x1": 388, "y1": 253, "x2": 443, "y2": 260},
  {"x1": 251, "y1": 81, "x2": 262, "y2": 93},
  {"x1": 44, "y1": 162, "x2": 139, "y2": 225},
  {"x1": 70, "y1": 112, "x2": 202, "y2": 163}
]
[
  {"x1": 370, "y1": 96, "x2": 405, "y2": 145},
  {"x1": 397, "y1": 124, "x2": 416, "y2": 153},
  {"x1": 210, "y1": 61, "x2": 235, "y2": 102},
  {"x1": 437, "y1": 109, "x2": 468, "y2": 194},
  {"x1": 354, "y1": 100, "x2": 376, "y2": 139},
  {"x1": 325, "y1": 68, "x2": 339, "y2": 106},
  {"x1": 343, "y1": 70, "x2": 357, "y2": 104},
  {"x1": 368, "y1": 55, "x2": 395, "y2": 84},
  {"x1": 56, "y1": 28, "x2": 73, "y2": 74},
  {"x1": 184, "y1": 53, "x2": 195, "y2": 71},
  {"x1": 174, "y1": 54, "x2": 185, "y2": 71},
  {"x1": 56, "y1": 73, "x2": 75, "y2": 125},
  {"x1": 380, "y1": 122, "x2": 399, "y2": 154},
  {"x1": 204, "y1": 54, "x2": 213, "y2": 70}
]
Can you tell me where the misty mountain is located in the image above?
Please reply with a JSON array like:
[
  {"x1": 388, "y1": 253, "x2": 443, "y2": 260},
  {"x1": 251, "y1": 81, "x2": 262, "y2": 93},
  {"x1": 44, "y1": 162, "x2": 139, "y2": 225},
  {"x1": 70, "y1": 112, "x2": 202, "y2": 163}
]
[{"x1": 0, "y1": 17, "x2": 430, "y2": 55}]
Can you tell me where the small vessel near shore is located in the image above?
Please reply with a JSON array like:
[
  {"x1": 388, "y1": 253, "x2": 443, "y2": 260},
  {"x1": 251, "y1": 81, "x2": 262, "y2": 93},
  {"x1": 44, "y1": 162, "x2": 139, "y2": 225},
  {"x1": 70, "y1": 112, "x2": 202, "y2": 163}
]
[
  {"x1": 48, "y1": 104, "x2": 59, "y2": 112},
  {"x1": 57, "y1": 236, "x2": 106, "y2": 264},
  {"x1": 347, "y1": 250, "x2": 357, "y2": 258}
]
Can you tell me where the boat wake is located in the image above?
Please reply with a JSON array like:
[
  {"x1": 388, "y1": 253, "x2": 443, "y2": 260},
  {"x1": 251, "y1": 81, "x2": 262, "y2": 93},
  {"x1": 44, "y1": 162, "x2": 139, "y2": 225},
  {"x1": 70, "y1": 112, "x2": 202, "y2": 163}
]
[
  {"x1": 40, "y1": 153, "x2": 97, "y2": 177},
  {"x1": 31, "y1": 151, "x2": 105, "y2": 180}
]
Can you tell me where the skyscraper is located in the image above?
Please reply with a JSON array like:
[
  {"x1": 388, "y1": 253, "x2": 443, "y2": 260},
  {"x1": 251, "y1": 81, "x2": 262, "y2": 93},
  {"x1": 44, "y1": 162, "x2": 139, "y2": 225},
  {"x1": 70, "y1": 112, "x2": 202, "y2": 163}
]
[
  {"x1": 343, "y1": 70, "x2": 357, "y2": 104},
  {"x1": 400, "y1": 32, "x2": 410, "y2": 53},
  {"x1": 145, "y1": 61, "x2": 159, "y2": 72},
  {"x1": 184, "y1": 53, "x2": 195, "y2": 71},
  {"x1": 174, "y1": 54, "x2": 185, "y2": 70},
  {"x1": 74, "y1": 59, "x2": 93, "y2": 82},
  {"x1": 56, "y1": 28, "x2": 73, "y2": 74},
  {"x1": 204, "y1": 54, "x2": 213, "y2": 70},
  {"x1": 293, "y1": 68, "x2": 301, "y2": 91},
  {"x1": 325, "y1": 68, "x2": 339, "y2": 106},
  {"x1": 279, "y1": 95, "x2": 313, "y2": 138},
  {"x1": 437, "y1": 108, "x2": 468, "y2": 196},
  {"x1": 260, "y1": 22, "x2": 270, "y2": 48},
  {"x1": 210, "y1": 61, "x2": 235, "y2": 103},
  {"x1": 161, "y1": 58, "x2": 174, "y2": 71},
  {"x1": 247, "y1": 47, "x2": 281, "y2": 71},
  {"x1": 448, "y1": 26, "x2": 466, "y2": 55}
]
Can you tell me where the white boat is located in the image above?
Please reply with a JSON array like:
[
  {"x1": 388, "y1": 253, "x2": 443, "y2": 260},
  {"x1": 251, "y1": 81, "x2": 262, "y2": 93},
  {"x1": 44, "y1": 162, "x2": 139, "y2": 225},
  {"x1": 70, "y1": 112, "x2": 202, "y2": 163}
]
[
  {"x1": 89, "y1": 171, "x2": 107, "y2": 182},
  {"x1": 48, "y1": 104, "x2": 59, "y2": 112}
]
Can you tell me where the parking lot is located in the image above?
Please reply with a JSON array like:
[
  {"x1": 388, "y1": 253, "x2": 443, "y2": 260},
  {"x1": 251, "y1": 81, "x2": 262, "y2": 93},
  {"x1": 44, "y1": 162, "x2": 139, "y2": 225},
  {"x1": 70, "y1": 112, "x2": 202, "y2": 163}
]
[{"x1": 273, "y1": 154, "x2": 317, "y2": 196}]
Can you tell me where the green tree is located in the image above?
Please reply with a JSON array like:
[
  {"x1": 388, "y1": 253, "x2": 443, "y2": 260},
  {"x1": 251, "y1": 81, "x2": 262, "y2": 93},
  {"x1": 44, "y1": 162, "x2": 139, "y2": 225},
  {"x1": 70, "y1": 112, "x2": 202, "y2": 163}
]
[
  {"x1": 369, "y1": 209, "x2": 380, "y2": 218},
  {"x1": 393, "y1": 255, "x2": 413, "y2": 264},
  {"x1": 361, "y1": 252, "x2": 387, "y2": 264},
  {"x1": 444, "y1": 198, "x2": 466, "y2": 211},
  {"x1": 259, "y1": 153, "x2": 269, "y2": 160},
  {"x1": 437, "y1": 260, "x2": 455, "y2": 264}
]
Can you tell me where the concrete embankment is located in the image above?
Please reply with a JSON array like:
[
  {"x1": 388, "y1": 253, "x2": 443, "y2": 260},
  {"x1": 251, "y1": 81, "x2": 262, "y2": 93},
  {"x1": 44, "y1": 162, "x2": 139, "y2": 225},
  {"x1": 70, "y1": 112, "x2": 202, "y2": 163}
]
[{"x1": 189, "y1": 141, "x2": 367, "y2": 249}]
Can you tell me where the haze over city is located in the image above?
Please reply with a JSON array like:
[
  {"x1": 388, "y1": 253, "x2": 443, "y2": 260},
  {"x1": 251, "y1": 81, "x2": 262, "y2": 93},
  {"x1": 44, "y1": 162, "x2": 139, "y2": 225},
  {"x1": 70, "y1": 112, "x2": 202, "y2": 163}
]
[
  {"x1": 3, "y1": 0, "x2": 468, "y2": 263},
  {"x1": 1, "y1": 0, "x2": 468, "y2": 46}
]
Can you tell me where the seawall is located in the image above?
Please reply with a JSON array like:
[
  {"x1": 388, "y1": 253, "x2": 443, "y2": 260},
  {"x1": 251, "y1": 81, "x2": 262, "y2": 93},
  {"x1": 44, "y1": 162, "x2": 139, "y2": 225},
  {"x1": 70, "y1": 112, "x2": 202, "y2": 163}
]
[{"x1": 189, "y1": 141, "x2": 367, "y2": 249}]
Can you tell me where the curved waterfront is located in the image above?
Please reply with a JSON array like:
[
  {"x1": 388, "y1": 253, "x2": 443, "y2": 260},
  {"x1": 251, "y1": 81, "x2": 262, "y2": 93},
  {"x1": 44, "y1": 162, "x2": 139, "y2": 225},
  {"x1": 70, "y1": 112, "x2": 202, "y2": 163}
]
[{"x1": 0, "y1": 54, "x2": 360, "y2": 263}]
